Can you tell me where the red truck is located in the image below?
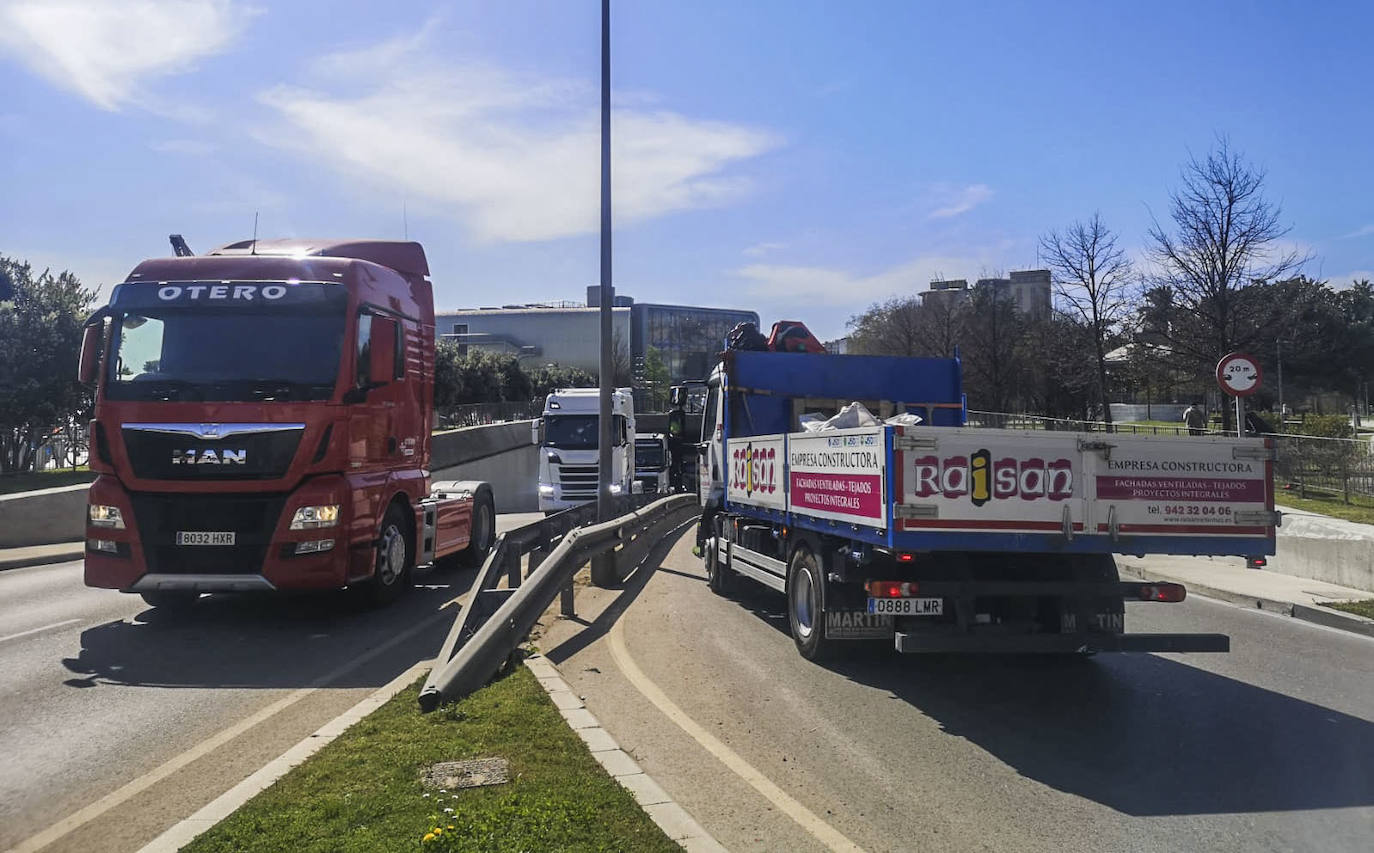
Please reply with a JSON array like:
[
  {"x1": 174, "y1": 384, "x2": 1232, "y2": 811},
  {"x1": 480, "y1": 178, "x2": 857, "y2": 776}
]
[{"x1": 77, "y1": 238, "x2": 496, "y2": 608}]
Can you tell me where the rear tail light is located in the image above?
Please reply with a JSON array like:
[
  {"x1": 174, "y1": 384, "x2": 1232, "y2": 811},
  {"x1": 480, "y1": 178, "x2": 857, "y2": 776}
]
[
  {"x1": 897, "y1": 553, "x2": 914, "y2": 563},
  {"x1": 865, "y1": 580, "x2": 920, "y2": 597},
  {"x1": 1138, "y1": 583, "x2": 1186, "y2": 603},
  {"x1": 1246, "y1": 556, "x2": 1267, "y2": 569}
]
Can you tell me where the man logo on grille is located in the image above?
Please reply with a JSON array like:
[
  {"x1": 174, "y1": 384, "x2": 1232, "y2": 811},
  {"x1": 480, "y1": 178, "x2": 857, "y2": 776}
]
[{"x1": 173, "y1": 449, "x2": 247, "y2": 465}]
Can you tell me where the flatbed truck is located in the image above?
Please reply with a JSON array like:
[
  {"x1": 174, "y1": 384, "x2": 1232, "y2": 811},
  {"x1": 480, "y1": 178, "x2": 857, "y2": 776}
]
[
  {"x1": 699, "y1": 349, "x2": 1279, "y2": 659},
  {"x1": 78, "y1": 238, "x2": 496, "y2": 608}
]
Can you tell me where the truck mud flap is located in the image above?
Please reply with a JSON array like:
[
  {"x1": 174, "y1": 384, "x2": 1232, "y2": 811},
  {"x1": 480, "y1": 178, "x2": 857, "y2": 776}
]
[{"x1": 894, "y1": 632, "x2": 1229, "y2": 654}]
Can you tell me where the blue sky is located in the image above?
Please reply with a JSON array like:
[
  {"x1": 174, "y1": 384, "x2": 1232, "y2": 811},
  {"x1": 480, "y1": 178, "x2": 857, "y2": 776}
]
[{"x1": 2, "y1": 0, "x2": 1371, "y2": 340}]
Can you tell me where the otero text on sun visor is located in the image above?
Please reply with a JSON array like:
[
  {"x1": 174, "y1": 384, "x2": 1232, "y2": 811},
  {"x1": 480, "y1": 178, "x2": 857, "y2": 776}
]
[{"x1": 110, "y1": 281, "x2": 342, "y2": 308}]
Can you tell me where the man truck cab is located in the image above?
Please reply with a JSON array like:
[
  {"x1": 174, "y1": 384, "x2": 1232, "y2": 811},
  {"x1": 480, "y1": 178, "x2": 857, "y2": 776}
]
[{"x1": 535, "y1": 387, "x2": 635, "y2": 512}]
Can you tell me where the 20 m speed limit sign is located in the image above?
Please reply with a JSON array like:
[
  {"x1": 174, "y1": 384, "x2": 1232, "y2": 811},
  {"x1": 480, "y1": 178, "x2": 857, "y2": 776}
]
[{"x1": 1216, "y1": 352, "x2": 1262, "y2": 397}]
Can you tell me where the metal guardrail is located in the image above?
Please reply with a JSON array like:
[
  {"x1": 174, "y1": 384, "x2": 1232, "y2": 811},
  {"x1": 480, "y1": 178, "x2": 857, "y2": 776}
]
[{"x1": 418, "y1": 492, "x2": 699, "y2": 711}]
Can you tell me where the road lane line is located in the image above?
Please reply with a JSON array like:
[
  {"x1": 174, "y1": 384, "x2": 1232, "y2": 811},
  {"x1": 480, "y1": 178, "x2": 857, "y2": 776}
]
[
  {"x1": 0, "y1": 619, "x2": 81, "y2": 645},
  {"x1": 608, "y1": 616, "x2": 865, "y2": 853},
  {"x1": 7, "y1": 601, "x2": 458, "y2": 853}
]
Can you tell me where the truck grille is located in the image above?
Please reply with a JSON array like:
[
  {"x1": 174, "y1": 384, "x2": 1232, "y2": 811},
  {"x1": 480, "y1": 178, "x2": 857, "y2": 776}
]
[
  {"x1": 122, "y1": 424, "x2": 303, "y2": 481},
  {"x1": 130, "y1": 492, "x2": 287, "y2": 575},
  {"x1": 558, "y1": 464, "x2": 600, "y2": 499}
]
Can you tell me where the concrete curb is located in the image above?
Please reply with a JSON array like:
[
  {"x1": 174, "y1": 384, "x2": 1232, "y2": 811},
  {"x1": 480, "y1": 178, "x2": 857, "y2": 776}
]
[
  {"x1": 1122, "y1": 568, "x2": 1374, "y2": 639},
  {"x1": 0, "y1": 544, "x2": 84, "y2": 572},
  {"x1": 524, "y1": 654, "x2": 728, "y2": 853}
]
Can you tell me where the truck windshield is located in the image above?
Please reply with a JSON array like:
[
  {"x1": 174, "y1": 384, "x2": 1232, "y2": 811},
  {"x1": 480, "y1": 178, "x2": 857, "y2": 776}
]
[
  {"x1": 544, "y1": 415, "x2": 600, "y2": 450},
  {"x1": 104, "y1": 282, "x2": 347, "y2": 402},
  {"x1": 636, "y1": 442, "x2": 665, "y2": 468}
]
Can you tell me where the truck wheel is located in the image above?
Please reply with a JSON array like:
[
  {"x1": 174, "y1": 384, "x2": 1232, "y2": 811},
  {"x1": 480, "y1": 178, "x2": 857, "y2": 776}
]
[
  {"x1": 705, "y1": 529, "x2": 732, "y2": 595},
  {"x1": 459, "y1": 488, "x2": 496, "y2": 568},
  {"x1": 364, "y1": 504, "x2": 414, "y2": 606},
  {"x1": 787, "y1": 543, "x2": 836, "y2": 661},
  {"x1": 139, "y1": 591, "x2": 200, "y2": 609}
]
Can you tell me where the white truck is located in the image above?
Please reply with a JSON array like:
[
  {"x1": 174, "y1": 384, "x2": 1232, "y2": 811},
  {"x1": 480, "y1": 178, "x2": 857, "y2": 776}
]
[
  {"x1": 698, "y1": 349, "x2": 1279, "y2": 660},
  {"x1": 535, "y1": 387, "x2": 636, "y2": 513},
  {"x1": 634, "y1": 433, "x2": 672, "y2": 495}
]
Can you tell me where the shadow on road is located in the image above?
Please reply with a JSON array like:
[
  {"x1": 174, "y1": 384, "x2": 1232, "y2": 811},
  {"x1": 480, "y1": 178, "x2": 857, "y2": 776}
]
[
  {"x1": 60, "y1": 565, "x2": 471, "y2": 690},
  {"x1": 725, "y1": 579, "x2": 1374, "y2": 816}
]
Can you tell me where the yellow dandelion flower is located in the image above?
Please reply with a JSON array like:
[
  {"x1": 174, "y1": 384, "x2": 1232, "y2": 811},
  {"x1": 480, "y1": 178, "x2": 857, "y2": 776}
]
[{"x1": 423, "y1": 832, "x2": 436, "y2": 842}]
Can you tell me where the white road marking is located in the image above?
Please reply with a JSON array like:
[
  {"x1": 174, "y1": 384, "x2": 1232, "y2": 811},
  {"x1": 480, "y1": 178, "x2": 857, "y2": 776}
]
[
  {"x1": 7, "y1": 600, "x2": 459, "y2": 853},
  {"x1": 608, "y1": 615, "x2": 865, "y2": 853},
  {"x1": 0, "y1": 618, "x2": 81, "y2": 645}
]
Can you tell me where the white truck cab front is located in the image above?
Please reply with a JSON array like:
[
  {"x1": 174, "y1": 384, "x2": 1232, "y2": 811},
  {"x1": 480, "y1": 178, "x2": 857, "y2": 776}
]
[{"x1": 535, "y1": 387, "x2": 636, "y2": 512}]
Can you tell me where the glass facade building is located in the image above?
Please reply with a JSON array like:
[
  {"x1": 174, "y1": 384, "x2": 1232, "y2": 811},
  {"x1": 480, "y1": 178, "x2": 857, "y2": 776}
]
[{"x1": 632, "y1": 303, "x2": 760, "y2": 384}]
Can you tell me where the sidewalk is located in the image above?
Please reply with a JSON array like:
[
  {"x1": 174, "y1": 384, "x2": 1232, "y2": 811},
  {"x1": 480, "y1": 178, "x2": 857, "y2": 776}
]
[
  {"x1": 0, "y1": 540, "x2": 83, "y2": 571},
  {"x1": 1118, "y1": 553, "x2": 1374, "y2": 638}
]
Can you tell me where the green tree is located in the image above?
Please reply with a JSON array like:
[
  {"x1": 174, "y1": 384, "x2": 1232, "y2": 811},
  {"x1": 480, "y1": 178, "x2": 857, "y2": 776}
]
[
  {"x1": 641, "y1": 346, "x2": 670, "y2": 410},
  {"x1": 0, "y1": 258, "x2": 97, "y2": 473},
  {"x1": 528, "y1": 364, "x2": 596, "y2": 398}
]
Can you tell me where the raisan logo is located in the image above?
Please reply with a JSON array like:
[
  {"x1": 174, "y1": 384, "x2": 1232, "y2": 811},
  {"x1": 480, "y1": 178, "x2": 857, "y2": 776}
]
[
  {"x1": 731, "y1": 443, "x2": 777, "y2": 498},
  {"x1": 911, "y1": 450, "x2": 1074, "y2": 503}
]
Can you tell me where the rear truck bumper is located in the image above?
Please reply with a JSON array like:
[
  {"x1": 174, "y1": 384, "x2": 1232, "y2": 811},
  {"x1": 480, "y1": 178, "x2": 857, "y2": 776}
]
[
  {"x1": 895, "y1": 632, "x2": 1230, "y2": 654},
  {"x1": 82, "y1": 473, "x2": 360, "y2": 593}
]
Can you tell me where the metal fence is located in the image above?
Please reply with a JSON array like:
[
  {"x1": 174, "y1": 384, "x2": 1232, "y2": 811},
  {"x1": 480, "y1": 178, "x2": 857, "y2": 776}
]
[
  {"x1": 1270, "y1": 433, "x2": 1374, "y2": 501},
  {"x1": 967, "y1": 410, "x2": 1210, "y2": 436},
  {"x1": 435, "y1": 400, "x2": 543, "y2": 430}
]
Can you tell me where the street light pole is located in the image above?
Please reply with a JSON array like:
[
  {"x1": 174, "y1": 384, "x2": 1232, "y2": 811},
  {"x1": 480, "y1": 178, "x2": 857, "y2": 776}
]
[{"x1": 595, "y1": 0, "x2": 615, "y2": 530}]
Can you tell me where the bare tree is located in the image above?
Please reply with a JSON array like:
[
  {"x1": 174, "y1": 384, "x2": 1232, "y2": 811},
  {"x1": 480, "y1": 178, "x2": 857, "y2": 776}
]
[
  {"x1": 916, "y1": 290, "x2": 966, "y2": 358},
  {"x1": 1147, "y1": 138, "x2": 1308, "y2": 427},
  {"x1": 846, "y1": 295, "x2": 925, "y2": 356},
  {"x1": 1040, "y1": 212, "x2": 1132, "y2": 428}
]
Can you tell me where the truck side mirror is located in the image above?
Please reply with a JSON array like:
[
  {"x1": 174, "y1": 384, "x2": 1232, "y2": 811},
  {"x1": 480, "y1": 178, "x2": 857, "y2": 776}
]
[
  {"x1": 531, "y1": 419, "x2": 543, "y2": 446},
  {"x1": 670, "y1": 385, "x2": 685, "y2": 407},
  {"x1": 78, "y1": 324, "x2": 101, "y2": 384},
  {"x1": 368, "y1": 317, "x2": 397, "y2": 385}
]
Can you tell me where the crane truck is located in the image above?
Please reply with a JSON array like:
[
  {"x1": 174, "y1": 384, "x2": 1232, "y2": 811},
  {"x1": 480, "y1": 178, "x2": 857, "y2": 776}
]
[
  {"x1": 699, "y1": 348, "x2": 1279, "y2": 659},
  {"x1": 77, "y1": 238, "x2": 497, "y2": 608}
]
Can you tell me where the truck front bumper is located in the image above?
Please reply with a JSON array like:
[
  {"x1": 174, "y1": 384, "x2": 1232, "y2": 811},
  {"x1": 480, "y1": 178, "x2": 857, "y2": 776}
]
[{"x1": 83, "y1": 475, "x2": 356, "y2": 593}]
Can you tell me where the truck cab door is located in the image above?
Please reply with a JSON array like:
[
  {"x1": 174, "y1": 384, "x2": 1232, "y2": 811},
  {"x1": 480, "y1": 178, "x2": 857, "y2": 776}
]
[{"x1": 699, "y1": 379, "x2": 724, "y2": 506}]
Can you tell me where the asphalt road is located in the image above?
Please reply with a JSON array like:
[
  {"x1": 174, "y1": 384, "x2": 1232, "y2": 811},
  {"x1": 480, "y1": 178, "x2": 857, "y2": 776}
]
[
  {"x1": 540, "y1": 525, "x2": 1374, "y2": 853},
  {"x1": 0, "y1": 513, "x2": 541, "y2": 853}
]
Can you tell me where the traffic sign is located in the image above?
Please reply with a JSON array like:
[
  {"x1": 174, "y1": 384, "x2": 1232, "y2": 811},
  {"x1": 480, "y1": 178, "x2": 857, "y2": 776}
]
[{"x1": 1216, "y1": 352, "x2": 1262, "y2": 397}]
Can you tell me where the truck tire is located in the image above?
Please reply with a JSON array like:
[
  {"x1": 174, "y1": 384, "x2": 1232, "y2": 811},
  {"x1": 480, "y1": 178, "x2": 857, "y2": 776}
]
[
  {"x1": 787, "y1": 543, "x2": 836, "y2": 661},
  {"x1": 139, "y1": 591, "x2": 200, "y2": 609},
  {"x1": 363, "y1": 503, "x2": 414, "y2": 606},
  {"x1": 458, "y1": 487, "x2": 496, "y2": 568},
  {"x1": 705, "y1": 524, "x2": 733, "y2": 595}
]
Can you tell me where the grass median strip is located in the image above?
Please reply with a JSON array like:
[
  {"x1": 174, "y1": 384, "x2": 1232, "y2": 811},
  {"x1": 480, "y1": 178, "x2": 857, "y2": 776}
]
[
  {"x1": 184, "y1": 663, "x2": 679, "y2": 853},
  {"x1": 1322, "y1": 599, "x2": 1374, "y2": 620}
]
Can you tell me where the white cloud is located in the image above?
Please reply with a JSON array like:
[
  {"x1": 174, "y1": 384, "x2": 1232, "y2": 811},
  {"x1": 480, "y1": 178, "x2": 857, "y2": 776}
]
[
  {"x1": 0, "y1": 0, "x2": 256, "y2": 111},
  {"x1": 254, "y1": 27, "x2": 779, "y2": 243},
  {"x1": 926, "y1": 183, "x2": 993, "y2": 220},
  {"x1": 1341, "y1": 224, "x2": 1374, "y2": 240},
  {"x1": 735, "y1": 251, "x2": 1004, "y2": 308}
]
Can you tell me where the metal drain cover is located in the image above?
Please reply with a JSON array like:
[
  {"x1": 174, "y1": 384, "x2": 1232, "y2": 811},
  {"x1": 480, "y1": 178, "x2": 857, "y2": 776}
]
[{"x1": 423, "y1": 757, "x2": 509, "y2": 790}]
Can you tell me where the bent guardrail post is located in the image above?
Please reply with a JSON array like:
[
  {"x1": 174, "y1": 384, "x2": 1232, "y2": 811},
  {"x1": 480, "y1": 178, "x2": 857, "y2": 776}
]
[{"x1": 418, "y1": 494, "x2": 695, "y2": 711}]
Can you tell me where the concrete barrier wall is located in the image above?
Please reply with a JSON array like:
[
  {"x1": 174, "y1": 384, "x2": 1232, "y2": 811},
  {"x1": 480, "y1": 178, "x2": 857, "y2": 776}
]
[
  {"x1": 0, "y1": 483, "x2": 89, "y2": 548},
  {"x1": 1271, "y1": 512, "x2": 1374, "y2": 593}
]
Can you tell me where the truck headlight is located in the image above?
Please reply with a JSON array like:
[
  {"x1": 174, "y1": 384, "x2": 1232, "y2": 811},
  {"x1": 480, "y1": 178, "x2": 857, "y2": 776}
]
[
  {"x1": 539, "y1": 484, "x2": 555, "y2": 496},
  {"x1": 608, "y1": 483, "x2": 623, "y2": 495},
  {"x1": 89, "y1": 505, "x2": 125, "y2": 529},
  {"x1": 290, "y1": 504, "x2": 340, "y2": 530}
]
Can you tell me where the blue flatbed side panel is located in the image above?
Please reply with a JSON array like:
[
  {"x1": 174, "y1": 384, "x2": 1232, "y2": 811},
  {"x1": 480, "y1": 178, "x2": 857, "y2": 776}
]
[{"x1": 726, "y1": 351, "x2": 963, "y2": 435}]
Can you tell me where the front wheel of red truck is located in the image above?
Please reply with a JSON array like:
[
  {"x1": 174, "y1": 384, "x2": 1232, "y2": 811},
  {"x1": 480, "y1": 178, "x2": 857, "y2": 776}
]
[
  {"x1": 362, "y1": 504, "x2": 414, "y2": 606},
  {"x1": 459, "y1": 487, "x2": 496, "y2": 568},
  {"x1": 788, "y1": 543, "x2": 837, "y2": 661}
]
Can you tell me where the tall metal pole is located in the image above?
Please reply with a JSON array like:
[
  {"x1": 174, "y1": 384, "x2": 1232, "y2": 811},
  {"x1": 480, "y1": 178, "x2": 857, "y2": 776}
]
[{"x1": 596, "y1": 0, "x2": 614, "y2": 526}]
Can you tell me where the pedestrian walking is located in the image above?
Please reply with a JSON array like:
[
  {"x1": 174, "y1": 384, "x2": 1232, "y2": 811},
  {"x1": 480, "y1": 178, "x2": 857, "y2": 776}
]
[{"x1": 1183, "y1": 402, "x2": 1207, "y2": 436}]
